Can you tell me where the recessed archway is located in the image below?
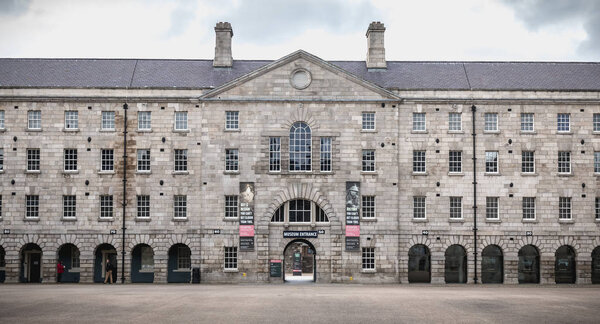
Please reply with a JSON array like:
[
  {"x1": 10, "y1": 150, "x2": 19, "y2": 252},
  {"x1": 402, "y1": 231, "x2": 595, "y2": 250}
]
[
  {"x1": 445, "y1": 244, "x2": 467, "y2": 284},
  {"x1": 131, "y1": 244, "x2": 154, "y2": 283},
  {"x1": 168, "y1": 243, "x2": 191, "y2": 283},
  {"x1": 283, "y1": 239, "x2": 316, "y2": 283},
  {"x1": 408, "y1": 244, "x2": 431, "y2": 283},
  {"x1": 57, "y1": 243, "x2": 80, "y2": 283},
  {"x1": 20, "y1": 243, "x2": 42, "y2": 283},
  {"x1": 94, "y1": 243, "x2": 117, "y2": 283},
  {"x1": 518, "y1": 245, "x2": 540, "y2": 284},
  {"x1": 555, "y1": 245, "x2": 576, "y2": 284},
  {"x1": 481, "y1": 245, "x2": 503, "y2": 284}
]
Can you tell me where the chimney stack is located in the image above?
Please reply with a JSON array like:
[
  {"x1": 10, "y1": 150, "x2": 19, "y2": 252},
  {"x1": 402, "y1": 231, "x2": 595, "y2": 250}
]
[
  {"x1": 366, "y1": 21, "x2": 386, "y2": 69},
  {"x1": 214, "y1": 22, "x2": 233, "y2": 68}
]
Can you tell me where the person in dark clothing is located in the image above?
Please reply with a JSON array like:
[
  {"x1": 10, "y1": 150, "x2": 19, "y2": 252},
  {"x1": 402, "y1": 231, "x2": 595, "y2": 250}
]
[{"x1": 104, "y1": 259, "x2": 114, "y2": 284}]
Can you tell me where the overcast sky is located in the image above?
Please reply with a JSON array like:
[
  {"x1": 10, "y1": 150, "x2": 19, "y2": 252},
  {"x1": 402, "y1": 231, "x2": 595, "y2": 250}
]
[{"x1": 0, "y1": 0, "x2": 598, "y2": 61}]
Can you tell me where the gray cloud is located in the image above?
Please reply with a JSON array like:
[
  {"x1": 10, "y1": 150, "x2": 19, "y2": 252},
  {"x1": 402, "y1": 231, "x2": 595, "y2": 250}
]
[
  {"x1": 0, "y1": 0, "x2": 32, "y2": 16},
  {"x1": 164, "y1": 0, "x2": 197, "y2": 38}
]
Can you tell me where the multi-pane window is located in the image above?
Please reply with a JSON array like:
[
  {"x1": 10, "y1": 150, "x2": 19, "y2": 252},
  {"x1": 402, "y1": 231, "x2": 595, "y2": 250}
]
[
  {"x1": 362, "y1": 112, "x2": 375, "y2": 130},
  {"x1": 225, "y1": 111, "x2": 239, "y2": 130},
  {"x1": 27, "y1": 148, "x2": 40, "y2": 171},
  {"x1": 449, "y1": 151, "x2": 462, "y2": 173},
  {"x1": 559, "y1": 197, "x2": 571, "y2": 220},
  {"x1": 100, "y1": 195, "x2": 113, "y2": 218},
  {"x1": 137, "y1": 195, "x2": 150, "y2": 218},
  {"x1": 413, "y1": 151, "x2": 426, "y2": 173},
  {"x1": 594, "y1": 152, "x2": 600, "y2": 173},
  {"x1": 320, "y1": 137, "x2": 332, "y2": 172},
  {"x1": 558, "y1": 151, "x2": 571, "y2": 174},
  {"x1": 271, "y1": 205, "x2": 284, "y2": 223},
  {"x1": 28, "y1": 110, "x2": 41, "y2": 129},
  {"x1": 486, "y1": 197, "x2": 499, "y2": 219},
  {"x1": 557, "y1": 113, "x2": 570, "y2": 132},
  {"x1": 520, "y1": 113, "x2": 534, "y2": 132},
  {"x1": 289, "y1": 199, "x2": 311, "y2": 223},
  {"x1": 362, "y1": 149, "x2": 375, "y2": 172},
  {"x1": 174, "y1": 195, "x2": 187, "y2": 219},
  {"x1": 594, "y1": 114, "x2": 600, "y2": 132},
  {"x1": 71, "y1": 246, "x2": 80, "y2": 269},
  {"x1": 485, "y1": 151, "x2": 498, "y2": 173},
  {"x1": 0, "y1": 110, "x2": 4, "y2": 129},
  {"x1": 316, "y1": 204, "x2": 329, "y2": 222},
  {"x1": 174, "y1": 149, "x2": 188, "y2": 172},
  {"x1": 63, "y1": 195, "x2": 76, "y2": 219},
  {"x1": 64, "y1": 149, "x2": 77, "y2": 171},
  {"x1": 449, "y1": 197, "x2": 462, "y2": 219},
  {"x1": 26, "y1": 195, "x2": 39, "y2": 218},
  {"x1": 289, "y1": 122, "x2": 312, "y2": 171},
  {"x1": 521, "y1": 151, "x2": 535, "y2": 173},
  {"x1": 101, "y1": 111, "x2": 115, "y2": 130},
  {"x1": 362, "y1": 247, "x2": 375, "y2": 270},
  {"x1": 177, "y1": 247, "x2": 191, "y2": 270},
  {"x1": 269, "y1": 137, "x2": 281, "y2": 172},
  {"x1": 225, "y1": 149, "x2": 239, "y2": 172},
  {"x1": 101, "y1": 149, "x2": 114, "y2": 172},
  {"x1": 413, "y1": 196, "x2": 426, "y2": 219},
  {"x1": 448, "y1": 113, "x2": 462, "y2": 131},
  {"x1": 0, "y1": 149, "x2": 3, "y2": 171},
  {"x1": 225, "y1": 195, "x2": 238, "y2": 218},
  {"x1": 137, "y1": 149, "x2": 151, "y2": 172},
  {"x1": 361, "y1": 196, "x2": 375, "y2": 219},
  {"x1": 224, "y1": 247, "x2": 238, "y2": 270},
  {"x1": 174, "y1": 111, "x2": 188, "y2": 130},
  {"x1": 64, "y1": 111, "x2": 78, "y2": 129},
  {"x1": 523, "y1": 197, "x2": 536, "y2": 220},
  {"x1": 138, "y1": 111, "x2": 151, "y2": 130},
  {"x1": 412, "y1": 113, "x2": 426, "y2": 131},
  {"x1": 596, "y1": 198, "x2": 600, "y2": 220},
  {"x1": 484, "y1": 113, "x2": 498, "y2": 131}
]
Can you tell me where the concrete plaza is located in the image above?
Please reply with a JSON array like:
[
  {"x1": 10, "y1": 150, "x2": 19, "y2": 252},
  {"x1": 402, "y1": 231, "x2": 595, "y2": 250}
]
[{"x1": 0, "y1": 284, "x2": 599, "y2": 323}]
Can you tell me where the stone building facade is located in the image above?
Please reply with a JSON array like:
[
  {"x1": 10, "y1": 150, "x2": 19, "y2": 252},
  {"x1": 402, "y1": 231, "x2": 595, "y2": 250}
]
[{"x1": 0, "y1": 22, "x2": 599, "y2": 284}]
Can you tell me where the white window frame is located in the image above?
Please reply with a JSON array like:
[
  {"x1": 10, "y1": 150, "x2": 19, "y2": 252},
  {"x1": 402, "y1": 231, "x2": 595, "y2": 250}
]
[
  {"x1": 63, "y1": 195, "x2": 76, "y2": 219},
  {"x1": 100, "y1": 195, "x2": 113, "y2": 219},
  {"x1": 520, "y1": 113, "x2": 534, "y2": 132},
  {"x1": 558, "y1": 151, "x2": 571, "y2": 174},
  {"x1": 594, "y1": 113, "x2": 600, "y2": 132},
  {"x1": 449, "y1": 151, "x2": 462, "y2": 173},
  {"x1": 448, "y1": 112, "x2": 462, "y2": 131},
  {"x1": 361, "y1": 196, "x2": 375, "y2": 219},
  {"x1": 557, "y1": 113, "x2": 570, "y2": 132},
  {"x1": 486, "y1": 197, "x2": 499, "y2": 220},
  {"x1": 174, "y1": 149, "x2": 188, "y2": 172},
  {"x1": 174, "y1": 195, "x2": 187, "y2": 219},
  {"x1": 362, "y1": 149, "x2": 375, "y2": 172},
  {"x1": 137, "y1": 149, "x2": 151, "y2": 172},
  {"x1": 174, "y1": 111, "x2": 188, "y2": 131},
  {"x1": 63, "y1": 149, "x2": 78, "y2": 172},
  {"x1": 64, "y1": 111, "x2": 78, "y2": 130},
  {"x1": 28, "y1": 110, "x2": 41, "y2": 130},
  {"x1": 485, "y1": 151, "x2": 499, "y2": 174},
  {"x1": 138, "y1": 111, "x2": 151, "y2": 130},
  {"x1": 224, "y1": 247, "x2": 238, "y2": 270},
  {"x1": 413, "y1": 196, "x2": 426, "y2": 219},
  {"x1": 137, "y1": 195, "x2": 150, "y2": 219},
  {"x1": 594, "y1": 152, "x2": 600, "y2": 174},
  {"x1": 101, "y1": 149, "x2": 114, "y2": 172},
  {"x1": 225, "y1": 195, "x2": 238, "y2": 218},
  {"x1": 558, "y1": 197, "x2": 571, "y2": 220},
  {"x1": 26, "y1": 195, "x2": 39, "y2": 219},
  {"x1": 101, "y1": 111, "x2": 115, "y2": 130},
  {"x1": 413, "y1": 151, "x2": 426, "y2": 173},
  {"x1": 0, "y1": 110, "x2": 5, "y2": 129},
  {"x1": 521, "y1": 151, "x2": 535, "y2": 174},
  {"x1": 449, "y1": 196, "x2": 463, "y2": 219},
  {"x1": 225, "y1": 148, "x2": 239, "y2": 172},
  {"x1": 362, "y1": 247, "x2": 375, "y2": 270},
  {"x1": 27, "y1": 148, "x2": 40, "y2": 172},
  {"x1": 484, "y1": 113, "x2": 498, "y2": 132},
  {"x1": 289, "y1": 122, "x2": 312, "y2": 172},
  {"x1": 320, "y1": 137, "x2": 332, "y2": 172},
  {"x1": 362, "y1": 112, "x2": 375, "y2": 131},
  {"x1": 225, "y1": 111, "x2": 239, "y2": 130},
  {"x1": 269, "y1": 137, "x2": 281, "y2": 172},
  {"x1": 522, "y1": 197, "x2": 536, "y2": 220},
  {"x1": 412, "y1": 113, "x2": 426, "y2": 131}
]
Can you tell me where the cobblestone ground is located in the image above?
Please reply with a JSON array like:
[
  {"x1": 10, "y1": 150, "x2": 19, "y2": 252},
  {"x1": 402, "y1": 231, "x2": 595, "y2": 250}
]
[{"x1": 0, "y1": 284, "x2": 599, "y2": 324}]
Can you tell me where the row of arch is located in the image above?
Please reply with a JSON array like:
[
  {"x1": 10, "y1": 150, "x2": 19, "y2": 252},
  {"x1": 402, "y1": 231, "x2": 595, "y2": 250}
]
[{"x1": 409, "y1": 244, "x2": 600, "y2": 284}]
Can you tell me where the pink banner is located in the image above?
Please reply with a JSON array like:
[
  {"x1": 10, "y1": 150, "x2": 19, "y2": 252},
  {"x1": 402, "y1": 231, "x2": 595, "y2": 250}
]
[
  {"x1": 345, "y1": 225, "x2": 360, "y2": 237},
  {"x1": 239, "y1": 225, "x2": 255, "y2": 237}
]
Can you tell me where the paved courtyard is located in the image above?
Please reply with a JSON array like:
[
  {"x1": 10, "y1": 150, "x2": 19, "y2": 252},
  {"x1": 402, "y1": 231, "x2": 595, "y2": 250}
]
[{"x1": 0, "y1": 284, "x2": 599, "y2": 323}]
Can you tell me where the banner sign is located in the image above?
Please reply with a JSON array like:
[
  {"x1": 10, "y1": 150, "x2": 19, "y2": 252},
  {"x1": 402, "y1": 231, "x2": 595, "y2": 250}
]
[
  {"x1": 239, "y1": 182, "x2": 255, "y2": 251},
  {"x1": 345, "y1": 237, "x2": 360, "y2": 251},
  {"x1": 239, "y1": 225, "x2": 255, "y2": 237},
  {"x1": 345, "y1": 225, "x2": 360, "y2": 237},
  {"x1": 283, "y1": 231, "x2": 318, "y2": 238},
  {"x1": 345, "y1": 182, "x2": 360, "y2": 227},
  {"x1": 240, "y1": 237, "x2": 254, "y2": 251}
]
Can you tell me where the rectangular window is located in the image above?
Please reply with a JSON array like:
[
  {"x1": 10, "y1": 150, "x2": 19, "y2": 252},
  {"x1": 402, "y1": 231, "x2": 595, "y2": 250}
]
[
  {"x1": 413, "y1": 151, "x2": 426, "y2": 173},
  {"x1": 523, "y1": 197, "x2": 536, "y2": 220},
  {"x1": 64, "y1": 111, "x2": 78, "y2": 129},
  {"x1": 289, "y1": 199, "x2": 311, "y2": 223},
  {"x1": 558, "y1": 151, "x2": 571, "y2": 174},
  {"x1": 520, "y1": 113, "x2": 534, "y2": 132},
  {"x1": 362, "y1": 150, "x2": 375, "y2": 172},
  {"x1": 557, "y1": 113, "x2": 570, "y2": 132},
  {"x1": 225, "y1": 195, "x2": 238, "y2": 218},
  {"x1": 101, "y1": 111, "x2": 115, "y2": 130},
  {"x1": 362, "y1": 247, "x2": 375, "y2": 270},
  {"x1": 100, "y1": 195, "x2": 113, "y2": 218},
  {"x1": 450, "y1": 197, "x2": 462, "y2": 219},
  {"x1": 486, "y1": 197, "x2": 499, "y2": 219},
  {"x1": 174, "y1": 195, "x2": 187, "y2": 219},
  {"x1": 412, "y1": 113, "x2": 426, "y2": 131},
  {"x1": 177, "y1": 247, "x2": 191, "y2": 270},
  {"x1": 28, "y1": 110, "x2": 41, "y2": 129},
  {"x1": 0, "y1": 110, "x2": 4, "y2": 129},
  {"x1": 71, "y1": 246, "x2": 80, "y2": 269},
  {"x1": 594, "y1": 114, "x2": 600, "y2": 132},
  {"x1": 225, "y1": 111, "x2": 239, "y2": 130},
  {"x1": 224, "y1": 247, "x2": 238, "y2": 270},
  {"x1": 449, "y1": 151, "x2": 462, "y2": 173},
  {"x1": 595, "y1": 152, "x2": 600, "y2": 174},
  {"x1": 448, "y1": 113, "x2": 462, "y2": 131},
  {"x1": 174, "y1": 111, "x2": 188, "y2": 130},
  {"x1": 140, "y1": 246, "x2": 153, "y2": 271},
  {"x1": 27, "y1": 148, "x2": 40, "y2": 171},
  {"x1": 26, "y1": 195, "x2": 39, "y2": 218},
  {"x1": 63, "y1": 195, "x2": 76, "y2": 219},
  {"x1": 413, "y1": 196, "x2": 426, "y2": 219},
  {"x1": 521, "y1": 151, "x2": 535, "y2": 173},
  {"x1": 361, "y1": 196, "x2": 375, "y2": 219},
  {"x1": 362, "y1": 112, "x2": 375, "y2": 130},
  {"x1": 269, "y1": 137, "x2": 281, "y2": 172},
  {"x1": 137, "y1": 149, "x2": 151, "y2": 172},
  {"x1": 138, "y1": 111, "x2": 151, "y2": 130},
  {"x1": 485, "y1": 151, "x2": 498, "y2": 173},
  {"x1": 0, "y1": 149, "x2": 3, "y2": 171},
  {"x1": 596, "y1": 198, "x2": 600, "y2": 220},
  {"x1": 174, "y1": 149, "x2": 188, "y2": 172},
  {"x1": 225, "y1": 149, "x2": 239, "y2": 172},
  {"x1": 101, "y1": 149, "x2": 114, "y2": 172},
  {"x1": 64, "y1": 149, "x2": 78, "y2": 171},
  {"x1": 484, "y1": 113, "x2": 498, "y2": 131},
  {"x1": 559, "y1": 197, "x2": 571, "y2": 220},
  {"x1": 320, "y1": 137, "x2": 332, "y2": 172},
  {"x1": 137, "y1": 195, "x2": 150, "y2": 218}
]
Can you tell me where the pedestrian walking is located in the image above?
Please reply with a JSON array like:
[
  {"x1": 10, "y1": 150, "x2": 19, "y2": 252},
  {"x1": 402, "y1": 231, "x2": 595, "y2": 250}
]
[
  {"x1": 56, "y1": 261, "x2": 65, "y2": 283},
  {"x1": 104, "y1": 259, "x2": 114, "y2": 284}
]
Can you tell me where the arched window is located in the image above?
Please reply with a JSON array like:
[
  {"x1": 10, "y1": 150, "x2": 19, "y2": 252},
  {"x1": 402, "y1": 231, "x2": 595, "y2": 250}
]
[
  {"x1": 408, "y1": 244, "x2": 431, "y2": 283},
  {"x1": 289, "y1": 122, "x2": 311, "y2": 171},
  {"x1": 270, "y1": 200, "x2": 328, "y2": 223}
]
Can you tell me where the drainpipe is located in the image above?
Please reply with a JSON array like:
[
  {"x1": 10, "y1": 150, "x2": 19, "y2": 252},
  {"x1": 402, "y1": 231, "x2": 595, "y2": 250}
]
[
  {"x1": 471, "y1": 104, "x2": 478, "y2": 284},
  {"x1": 121, "y1": 103, "x2": 128, "y2": 284}
]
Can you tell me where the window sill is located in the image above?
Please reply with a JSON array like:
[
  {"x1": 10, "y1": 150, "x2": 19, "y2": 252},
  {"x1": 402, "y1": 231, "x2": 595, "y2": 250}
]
[
  {"x1": 69, "y1": 268, "x2": 81, "y2": 273},
  {"x1": 24, "y1": 217, "x2": 40, "y2": 222},
  {"x1": 485, "y1": 218, "x2": 501, "y2": 223},
  {"x1": 448, "y1": 218, "x2": 464, "y2": 223},
  {"x1": 522, "y1": 219, "x2": 537, "y2": 223},
  {"x1": 61, "y1": 217, "x2": 77, "y2": 222},
  {"x1": 0, "y1": 128, "x2": 5, "y2": 132},
  {"x1": 412, "y1": 172, "x2": 428, "y2": 176},
  {"x1": 224, "y1": 129, "x2": 240, "y2": 132},
  {"x1": 173, "y1": 129, "x2": 190, "y2": 133},
  {"x1": 448, "y1": 131, "x2": 464, "y2": 134},
  {"x1": 520, "y1": 131, "x2": 537, "y2": 135},
  {"x1": 223, "y1": 269, "x2": 239, "y2": 273},
  {"x1": 411, "y1": 130, "x2": 428, "y2": 134},
  {"x1": 595, "y1": 219, "x2": 600, "y2": 223},
  {"x1": 98, "y1": 171, "x2": 115, "y2": 175},
  {"x1": 556, "y1": 131, "x2": 573, "y2": 135},
  {"x1": 360, "y1": 171, "x2": 377, "y2": 175},
  {"x1": 99, "y1": 129, "x2": 116, "y2": 133},
  {"x1": 63, "y1": 170, "x2": 79, "y2": 174},
  {"x1": 593, "y1": 132, "x2": 600, "y2": 136},
  {"x1": 98, "y1": 218, "x2": 114, "y2": 222},
  {"x1": 26, "y1": 128, "x2": 42, "y2": 132},
  {"x1": 448, "y1": 172, "x2": 464, "y2": 176},
  {"x1": 135, "y1": 217, "x2": 151, "y2": 222},
  {"x1": 224, "y1": 171, "x2": 240, "y2": 175},
  {"x1": 361, "y1": 218, "x2": 377, "y2": 222},
  {"x1": 412, "y1": 218, "x2": 428, "y2": 223},
  {"x1": 361, "y1": 269, "x2": 377, "y2": 273},
  {"x1": 484, "y1": 172, "x2": 501, "y2": 176},
  {"x1": 173, "y1": 218, "x2": 188, "y2": 222},
  {"x1": 557, "y1": 173, "x2": 573, "y2": 177},
  {"x1": 137, "y1": 129, "x2": 152, "y2": 133},
  {"x1": 483, "y1": 131, "x2": 500, "y2": 134},
  {"x1": 139, "y1": 269, "x2": 154, "y2": 273},
  {"x1": 25, "y1": 170, "x2": 41, "y2": 174},
  {"x1": 223, "y1": 217, "x2": 238, "y2": 222},
  {"x1": 521, "y1": 173, "x2": 538, "y2": 177},
  {"x1": 173, "y1": 269, "x2": 191, "y2": 273},
  {"x1": 172, "y1": 171, "x2": 189, "y2": 175},
  {"x1": 558, "y1": 219, "x2": 574, "y2": 224},
  {"x1": 136, "y1": 171, "x2": 152, "y2": 175},
  {"x1": 361, "y1": 129, "x2": 377, "y2": 133},
  {"x1": 62, "y1": 128, "x2": 79, "y2": 133}
]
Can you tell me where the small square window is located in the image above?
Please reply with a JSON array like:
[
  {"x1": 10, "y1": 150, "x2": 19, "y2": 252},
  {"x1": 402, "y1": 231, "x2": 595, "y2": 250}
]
[
  {"x1": 225, "y1": 195, "x2": 238, "y2": 218},
  {"x1": 102, "y1": 111, "x2": 115, "y2": 130},
  {"x1": 174, "y1": 111, "x2": 188, "y2": 130},
  {"x1": 484, "y1": 113, "x2": 498, "y2": 132},
  {"x1": 412, "y1": 113, "x2": 426, "y2": 131},
  {"x1": 63, "y1": 195, "x2": 76, "y2": 219},
  {"x1": 225, "y1": 149, "x2": 239, "y2": 172},
  {"x1": 486, "y1": 197, "x2": 499, "y2": 219},
  {"x1": 362, "y1": 150, "x2": 375, "y2": 172},
  {"x1": 362, "y1": 112, "x2": 375, "y2": 130},
  {"x1": 174, "y1": 195, "x2": 187, "y2": 219},
  {"x1": 557, "y1": 113, "x2": 570, "y2": 132},
  {"x1": 449, "y1": 197, "x2": 462, "y2": 219},
  {"x1": 448, "y1": 113, "x2": 462, "y2": 131},
  {"x1": 138, "y1": 111, "x2": 151, "y2": 130},
  {"x1": 65, "y1": 111, "x2": 78, "y2": 129},
  {"x1": 226, "y1": 111, "x2": 239, "y2": 130},
  {"x1": 361, "y1": 196, "x2": 375, "y2": 219}
]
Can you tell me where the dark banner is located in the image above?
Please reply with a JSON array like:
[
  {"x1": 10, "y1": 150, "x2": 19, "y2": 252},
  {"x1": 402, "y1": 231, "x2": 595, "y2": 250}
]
[
  {"x1": 283, "y1": 231, "x2": 318, "y2": 238},
  {"x1": 345, "y1": 237, "x2": 360, "y2": 251},
  {"x1": 240, "y1": 237, "x2": 255, "y2": 252},
  {"x1": 239, "y1": 182, "x2": 255, "y2": 251},
  {"x1": 345, "y1": 182, "x2": 360, "y2": 227}
]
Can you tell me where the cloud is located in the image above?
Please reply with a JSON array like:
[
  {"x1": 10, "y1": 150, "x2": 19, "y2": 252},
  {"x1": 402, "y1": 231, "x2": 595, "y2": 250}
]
[
  {"x1": 0, "y1": 0, "x2": 31, "y2": 16},
  {"x1": 164, "y1": 0, "x2": 198, "y2": 38}
]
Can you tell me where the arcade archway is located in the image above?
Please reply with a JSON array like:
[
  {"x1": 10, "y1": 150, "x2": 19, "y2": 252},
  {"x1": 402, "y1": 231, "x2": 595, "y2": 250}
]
[{"x1": 283, "y1": 239, "x2": 316, "y2": 283}]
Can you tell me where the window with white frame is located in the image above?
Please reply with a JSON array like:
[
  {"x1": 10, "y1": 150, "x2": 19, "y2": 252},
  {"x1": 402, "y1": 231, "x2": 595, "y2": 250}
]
[
  {"x1": 0, "y1": 149, "x2": 3, "y2": 171},
  {"x1": 138, "y1": 111, "x2": 151, "y2": 130},
  {"x1": 559, "y1": 197, "x2": 571, "y2": 220},
  {"x1": 289, "y1": 122, "x2": 312, "y2": 171},
  {"x1": 64, "y1": 149, "x2": 77, "y2": 171},
  {"x1": 594, "y1": 114, "x2": 600, "y2": 132},
  {"x1": 485, "y1": 151, "x2": 498, "y2": 173},
  {"x1": 137, "y1": 149, "x2": 151, "y2": 172},
  {"x1": 269, "y1": 137, "x2": 281, "y2": 172},
  {"x1": 101, "y1": 149, "x2": 114, "y2": 172},
  {"x1": 63, "y1": 195, "x2": 76, "y2": 219},
  {"x1": 27, "y1": 148, "x2": 40, "y2": 171},
  {"x1": 174, "y1": 195, "x2": 187, "y2": 219},
  {"x1": 362, "y1": 149, "x2": 375, "y2": 172},
  {"x1": 521, "y1": 113, "x2": 534, "y2": 132},
  {"x1": 137, "y1": 195, "x2": 150, "y2": 218},
  {"x1": 557, "y1": 113, "x2": 570, "y2": 132},
  {"x1": 449, "y1": 197, "x2": 462, "y2": 219},
  {"x1": 225, "y1": 149, "x2": 239, "y2": 172},
  {"x1": 101, "y1": 111, "x2": 115, "y2": 130},
  {"x1": 449, "y1": 151, "x2": 462, "y2": 173},
  {"x1": 0, "y1": 110, "x2": 5, "y2": 129},
  {"x1": 362, "y1": 112, "x2": 375, "y2": 130},
  {"x1": 320, "y1": 137, "x2": 332, "y2": 172},
  {"x1": 174, "y1": 111, "x2": 188, "y2": 130},
  {"x1": 595, "y1": 152, "x2": 600, "y2": 173},
  {"x1": 448, "y1": 112, "x2": 462, "y2": 131},
  {"x1": 100, "y1": 195, "x2": 113, "y2": 218},
  {"x1": 362, "y1": 247, "x2": 375, "y2": 270},
  {"x1": 289, "y1": 199, "x2": 311, "y2": 223},
  {"x1": 64, "y1": 111, "x2": 78, "y2": 129},
  {"x1": 413, "y1": 151, "x2": 426, "y2": 173},
  {"x1": 177, "y1": 246, "x2": 191, "y2": 269},
  {"x1": 484, "y1": 113, "x2": 498, "y2": 131},
  {"x1": 596, "y1": 197, "x2": 600, "y2": 220},
  {"x1": 270, "y1": 200, "x2": 328, "y2": 223},
  {"x1": 486, "y1": 197, "x2": 499, "y2": 219},
  {"x1": 71, "y1": 246, "x2": 80, "y2": 268},
  {"x1": 521, "y1": 151, "x2": 535, "y2": 173},
  {"x1": 28, "y1": 110, "x2": 41, "y2": 129},
  {"x1": 224, "y1": 246, "x2": 238, "y2": 270},
  {"x1": 225, "y1": 111, "x2": 239, "y2": 130},
  {"x1": 174, "y1": 149, "x2": 187, "y2": 172},
  {"x1": 225, "y1": 195, "x2": 238, "y2": 218},
  {"x1": 271, "y1": 205, "x2": 284, "y2": 222},
  {"x1": 413, "y1": 196, "x2": 426, "y2": 219},
  {"x1": 558, "y1": 151, "x2": 571, "y2": 174},
  {"x1": 412, "y1": 113, "x2": 426, "y2": 131},
  {"x1": 523, "y1": 197, "x2": 536, "y2": 220},
  {"x1": 26, "y1": 195, "x2": 39, "y2": 218},
  {"x1": 316, "y1": 204, "x2": 329, "y2": 222},
  {"x1": 361, "y1": 196, "x2": 375, "y2": 219}
]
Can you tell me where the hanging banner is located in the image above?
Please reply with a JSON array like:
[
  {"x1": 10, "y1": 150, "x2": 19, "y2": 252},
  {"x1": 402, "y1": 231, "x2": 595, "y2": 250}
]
[
  {"x1": 239, "y1": 182, "x2": 255, "y2": 251},
  {"x1": 345, "y1": 182, "x2": 361, "y2": 251}
]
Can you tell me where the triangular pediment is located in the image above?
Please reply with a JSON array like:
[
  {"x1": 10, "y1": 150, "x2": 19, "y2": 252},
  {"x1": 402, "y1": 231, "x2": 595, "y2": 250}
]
[{"x1": 201, "y1": 50, "x2": 400, "y2": 101}]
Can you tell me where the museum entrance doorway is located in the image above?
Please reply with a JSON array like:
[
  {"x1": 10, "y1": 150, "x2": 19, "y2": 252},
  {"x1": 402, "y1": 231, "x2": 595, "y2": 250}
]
[{"x1": 283, "y1": 239, "x2": 316, "y2": 283}]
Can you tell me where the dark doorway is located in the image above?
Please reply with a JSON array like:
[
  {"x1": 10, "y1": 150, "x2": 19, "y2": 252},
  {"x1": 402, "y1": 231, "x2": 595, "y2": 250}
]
[
  {"x1": 518, "y1": 245, "x2": 540, "y2": 284},
  {"x1": 94, "y1": 243, "x2": 117, "y2": 283},
  {"x1": 592, "y1": 247, "x2": 600, "y2": 284},
  {"x1": 283, "y1": 239, "x2": 316, "y2": 283},
  {"x1": 57, "y1": 244, "x2": 80, "y2": 283},
  {"x1": 481, "y1": 245, "x2": 503, "y2": 284},
  {"x1": 168, "y1": 244, "x2": 191, "y2": 283},
  {"x1": 131, "y1": 244, "x2": 154, "y2": 283},
  {"x1": 408, "y1": 244, "x2": 431, "y2": 283},
  {"x1": 555, "y1": 245, "x2": 576, "y2": 284},
  {"x1": 20, "y1": 243, "x2": 42, "y2": 283},
  {"x1": 445, "y1": 245, "x2": 467, "y2": 283},
  {"x1": 0, "y1": 246, "x2": 5, "y2": 283}
]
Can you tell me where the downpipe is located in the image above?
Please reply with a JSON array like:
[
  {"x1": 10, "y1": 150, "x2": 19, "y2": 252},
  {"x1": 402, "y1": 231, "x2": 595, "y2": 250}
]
[{"x1": 471, "y1": 104, "x2": 478, "y2": 284}]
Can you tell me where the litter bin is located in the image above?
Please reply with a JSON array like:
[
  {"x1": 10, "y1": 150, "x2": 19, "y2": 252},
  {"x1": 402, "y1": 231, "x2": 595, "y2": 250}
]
[{"x1": 192, "y1": 267, "x2": 201, "y2": 284}]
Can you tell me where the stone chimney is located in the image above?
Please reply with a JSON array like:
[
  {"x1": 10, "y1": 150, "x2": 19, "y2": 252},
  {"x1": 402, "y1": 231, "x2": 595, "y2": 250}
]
[
  {"x1": 366, "y1": 21, "x2": 386, "y2": 69},
  {"x1": 214, "y1": 22, "x2": 233, "y2": 68}
]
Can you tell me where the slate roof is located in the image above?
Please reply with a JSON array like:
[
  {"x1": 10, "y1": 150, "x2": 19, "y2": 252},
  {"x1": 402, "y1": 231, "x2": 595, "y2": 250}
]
[{"x1": 1, "y1": 58, "x2": 599, "y2": 91}]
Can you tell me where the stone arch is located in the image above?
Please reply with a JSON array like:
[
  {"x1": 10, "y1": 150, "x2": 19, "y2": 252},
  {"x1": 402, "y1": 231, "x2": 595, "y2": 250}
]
[
  {"x1": 441, "y1": 235, "x2": 471, "y2": 253},
  {"x1": 283, "y1": 106, "x2": 320, "y2": 131},
  {"x1": 167, "y1": 235, "x2": 192, "y2": 248},
  {"x1": 517, "y1": 236, "x2": 545, "y2": 254},
  {"x1": 128, "y1": 234, "x2": 156, "y2": 253},
  {"x1": 408, "y1": 235, "x2": 432, "y2": 250},
  {"x1": 550, "y1": 237, "x2": 579, "y2": 256},
  {"x1": 261, "y1": 183, "x2": 337, "y2": 225},
  {"x1": 479, "y1": 236, "x2": 508, "y2": 254},
  {"x1": 18, "y1": 234, "x2": 47, "y2": 252},
  {"x1": 92, "y1": 235, "x2": 120, "y2": 256}
]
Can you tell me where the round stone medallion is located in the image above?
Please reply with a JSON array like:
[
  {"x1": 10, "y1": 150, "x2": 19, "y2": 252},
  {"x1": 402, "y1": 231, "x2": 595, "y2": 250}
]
[{"x1": 290, "y1": 69, "x2": 311, "y2": 90}]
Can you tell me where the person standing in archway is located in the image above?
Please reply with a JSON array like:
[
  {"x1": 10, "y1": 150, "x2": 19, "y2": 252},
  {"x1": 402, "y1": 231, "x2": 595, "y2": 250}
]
[
  {"x1": 56, "y1": 261, "x2": 65, "y2": 283},
  {"x1": 104, "y1": 259, "x2": 114, "y2": 284}
]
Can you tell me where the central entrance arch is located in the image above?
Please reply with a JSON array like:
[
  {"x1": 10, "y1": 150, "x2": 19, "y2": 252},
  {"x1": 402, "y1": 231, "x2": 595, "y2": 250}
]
[{"x1": 283, "y1": 239, "x2": 316, "y2": 283}]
